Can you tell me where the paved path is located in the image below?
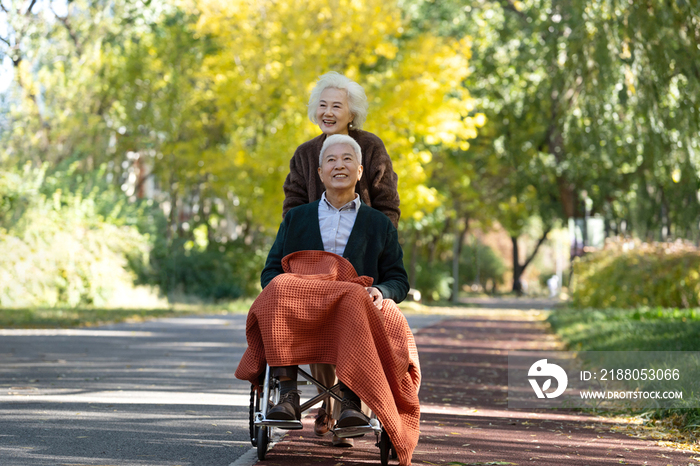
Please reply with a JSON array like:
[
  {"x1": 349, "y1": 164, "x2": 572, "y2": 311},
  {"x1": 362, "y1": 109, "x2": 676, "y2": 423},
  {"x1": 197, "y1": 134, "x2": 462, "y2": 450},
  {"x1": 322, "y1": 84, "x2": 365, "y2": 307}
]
[
  {"x1": 0, "y1": 314, "x2": 442, "y2": 466},
  {"x1": 254, "y1": 308, "x2": 699, "y2": 466},
  {"x1": 2, "y1": 305, "x2": 698, "y2": 466},
  {"x1": 0, "y1": 316, "x2": 253, "y2": 466}
]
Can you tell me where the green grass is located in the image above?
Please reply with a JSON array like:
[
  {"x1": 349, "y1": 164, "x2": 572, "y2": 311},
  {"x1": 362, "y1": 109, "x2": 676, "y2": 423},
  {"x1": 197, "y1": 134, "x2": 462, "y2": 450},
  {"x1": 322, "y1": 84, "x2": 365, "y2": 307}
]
[
  {"x1": 548, "y1": 306, "x2": 700, "y2": 433},
  {"x1": 547, "y1": 306, "x2": 700, "y2": 352},
  {"x1": 0, "y1": 298, "x2": 442, "y2": 329},
  {"x1": 0, "y1": 299, "x2": 254, "y2": 328}
]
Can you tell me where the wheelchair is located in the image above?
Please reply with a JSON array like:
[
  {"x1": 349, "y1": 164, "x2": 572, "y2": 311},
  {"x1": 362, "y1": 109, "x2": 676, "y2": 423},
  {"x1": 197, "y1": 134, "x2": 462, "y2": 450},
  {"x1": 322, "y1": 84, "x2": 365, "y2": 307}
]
[{"x1": 249, "y1": 364, "x2": 398, "y2": 465}]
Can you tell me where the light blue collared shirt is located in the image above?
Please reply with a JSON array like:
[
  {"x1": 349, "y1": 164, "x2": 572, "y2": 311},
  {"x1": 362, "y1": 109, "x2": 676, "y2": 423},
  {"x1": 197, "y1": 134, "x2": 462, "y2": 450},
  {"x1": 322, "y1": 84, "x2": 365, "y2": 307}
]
[{"x1": 318, "y1": 192, "x2": 361, "y2": 257}]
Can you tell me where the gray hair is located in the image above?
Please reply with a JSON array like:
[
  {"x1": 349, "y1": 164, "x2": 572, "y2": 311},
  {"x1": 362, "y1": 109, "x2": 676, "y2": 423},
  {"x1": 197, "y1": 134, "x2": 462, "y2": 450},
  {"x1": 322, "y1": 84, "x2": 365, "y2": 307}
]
[
  {"x1": 308, "y1": 72, "x2": 369, "y2": 130},
  {"x1": 319, "y1": 134, "x2": 363, "y2": 167}
]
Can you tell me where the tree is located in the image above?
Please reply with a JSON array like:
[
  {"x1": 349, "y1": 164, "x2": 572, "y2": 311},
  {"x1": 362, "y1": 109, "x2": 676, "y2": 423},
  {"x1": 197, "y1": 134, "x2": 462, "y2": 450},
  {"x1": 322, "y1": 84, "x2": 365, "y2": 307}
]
[
  {"x1": 2, "y1": 0, "x2": 485, "y2": 298},
  {"x1": 403, "y1": 0, "x2": 700, "y2": 292},
  {"x1": 195, "y1": 0, "x2": 482, "y2": 233},
  {"x1": 0, "y1": 0, "x2": 172, "y2": 167}
]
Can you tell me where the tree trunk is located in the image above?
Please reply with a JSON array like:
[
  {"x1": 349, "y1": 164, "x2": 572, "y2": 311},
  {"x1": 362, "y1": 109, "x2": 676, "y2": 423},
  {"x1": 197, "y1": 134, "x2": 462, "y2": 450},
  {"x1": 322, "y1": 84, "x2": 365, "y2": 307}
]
[
  {"x1": 557, "y1": 177, "x2": 577, "y2": 218},
  {"x1": 511, "y1": 228, "x2": 552, "y2": 294},
  {"x1": 511, "y1": 236, "x2": 522, "y2": 294},
  {"x1": 167, "y1": 168, "x2": 178, "y2": 242},
  {"x1": 428, "y1": 218, "x2": 451, "y2": 265},
  {"x1": 408, "y1": 230, "x2": 418, "y2": 289},
  {"x1": 451, "y1": 217, "x2": 470, "y2": 304}
]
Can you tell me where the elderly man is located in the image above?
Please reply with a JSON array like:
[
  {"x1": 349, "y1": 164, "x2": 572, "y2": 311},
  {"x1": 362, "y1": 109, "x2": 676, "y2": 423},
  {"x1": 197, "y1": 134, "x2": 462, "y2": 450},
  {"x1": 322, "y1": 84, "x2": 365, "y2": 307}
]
[{"x1": 259, "y1": 133, "x2": 409, "y2": 432}]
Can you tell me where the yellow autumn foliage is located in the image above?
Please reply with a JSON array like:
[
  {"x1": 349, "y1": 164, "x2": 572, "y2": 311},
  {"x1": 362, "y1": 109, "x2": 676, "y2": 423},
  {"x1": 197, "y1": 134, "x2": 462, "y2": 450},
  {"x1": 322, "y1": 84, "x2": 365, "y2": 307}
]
[{"x1": 194, "y1": 0, "x2": 482, "y2": 227}]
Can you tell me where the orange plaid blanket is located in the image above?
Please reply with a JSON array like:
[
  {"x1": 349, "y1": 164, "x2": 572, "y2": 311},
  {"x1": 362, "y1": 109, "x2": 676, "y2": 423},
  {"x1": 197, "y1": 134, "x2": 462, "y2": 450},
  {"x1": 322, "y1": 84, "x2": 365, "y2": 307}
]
[{"x1": 235, "y1": 250, "x2": 421, "y2": 465}]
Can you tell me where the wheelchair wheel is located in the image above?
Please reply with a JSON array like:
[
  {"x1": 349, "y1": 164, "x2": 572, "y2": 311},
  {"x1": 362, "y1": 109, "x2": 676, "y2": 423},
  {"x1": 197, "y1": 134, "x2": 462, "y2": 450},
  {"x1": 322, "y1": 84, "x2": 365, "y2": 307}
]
[
  {"x1": 379, "y1": 428, "x2": 392, "y2": 466},
  {"x1": 249, "y1": 385, "x2": 259, "y2": 447},
  {"x1": 257, "y1": 426, "x2": 269, "y2": 460}
]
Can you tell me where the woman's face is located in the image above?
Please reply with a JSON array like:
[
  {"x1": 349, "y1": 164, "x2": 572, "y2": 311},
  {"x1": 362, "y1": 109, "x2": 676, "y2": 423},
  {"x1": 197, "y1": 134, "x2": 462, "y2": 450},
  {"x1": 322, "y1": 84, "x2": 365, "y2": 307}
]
[{"x1": 316, "y1": 88, "x2": 353, "y2": 135}]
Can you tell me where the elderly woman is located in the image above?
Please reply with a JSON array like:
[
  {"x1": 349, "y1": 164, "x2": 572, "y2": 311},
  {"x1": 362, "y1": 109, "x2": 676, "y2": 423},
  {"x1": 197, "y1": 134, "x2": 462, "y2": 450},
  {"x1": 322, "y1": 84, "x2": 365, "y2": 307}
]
[
  {"x1": 283, "y1": 71, "x2": 400, "y2": 228},
  {"x1": 281, "y1": 72, "x2": 401, "y2": 447}
]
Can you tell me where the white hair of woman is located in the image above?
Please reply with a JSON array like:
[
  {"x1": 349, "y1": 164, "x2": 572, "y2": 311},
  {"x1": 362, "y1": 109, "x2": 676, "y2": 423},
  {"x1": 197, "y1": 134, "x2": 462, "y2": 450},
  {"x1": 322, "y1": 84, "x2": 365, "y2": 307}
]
[
  {"x1": 307, "y1": 72, "x2": 369, "y2": 130},
  {"x1": 319, "y1": 134, "x2": 363, "y2": 167}
]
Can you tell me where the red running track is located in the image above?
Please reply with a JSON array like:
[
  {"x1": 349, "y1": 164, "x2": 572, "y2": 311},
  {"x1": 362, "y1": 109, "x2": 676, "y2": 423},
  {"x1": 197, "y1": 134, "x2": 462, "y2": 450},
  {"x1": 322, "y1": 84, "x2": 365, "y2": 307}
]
[{"x1": 253, "y1": 310, "x2": 698, "y2": 466}]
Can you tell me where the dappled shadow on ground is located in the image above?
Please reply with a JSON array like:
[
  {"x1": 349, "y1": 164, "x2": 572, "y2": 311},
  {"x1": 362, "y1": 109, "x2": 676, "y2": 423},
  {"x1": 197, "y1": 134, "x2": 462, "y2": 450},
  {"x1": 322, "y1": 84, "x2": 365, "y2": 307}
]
[
  {"x1": 411, "y1": 314, "x2": 697, "y2": 466},
  {"x1": 0, "y1": 401, "x2": 251, "y2": 466},
  {"x1": 0, "y1": 315, "x2": 254, "y2": 466},
  {"x1": 261, "y1": 311, "x2": 698, "y2": 466},
  {"x1": 457, "y1": 296, "x2": 564, "y2": 310},
  {"x1": 0, "y1": 316, "x2": 251, "y2": 396}
]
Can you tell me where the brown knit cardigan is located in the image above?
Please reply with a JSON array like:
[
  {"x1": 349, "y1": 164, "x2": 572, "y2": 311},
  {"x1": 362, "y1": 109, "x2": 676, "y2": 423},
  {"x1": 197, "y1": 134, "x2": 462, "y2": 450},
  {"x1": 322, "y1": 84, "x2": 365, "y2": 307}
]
[{"x1": 282, "y1": 129, "x2": 401, "y2": 227}]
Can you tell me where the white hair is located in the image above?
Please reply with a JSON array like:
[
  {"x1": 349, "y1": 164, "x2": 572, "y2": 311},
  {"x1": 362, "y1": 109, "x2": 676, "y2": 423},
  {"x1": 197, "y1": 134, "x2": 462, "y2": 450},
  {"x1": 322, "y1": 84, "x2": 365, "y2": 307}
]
[
  {"x1": 319, "y1": 134, "x2": 363, "y2": 167},
  {"x1": 308, "y1": 71, "x2": 369, "y2": 130}
]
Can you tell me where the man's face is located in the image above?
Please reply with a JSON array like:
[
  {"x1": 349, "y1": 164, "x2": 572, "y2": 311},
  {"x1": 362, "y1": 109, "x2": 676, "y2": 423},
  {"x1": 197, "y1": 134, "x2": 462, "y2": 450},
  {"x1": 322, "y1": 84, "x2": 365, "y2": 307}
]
[{"x1": 317, "y1": 143, "x2": 363, "y2": 190}]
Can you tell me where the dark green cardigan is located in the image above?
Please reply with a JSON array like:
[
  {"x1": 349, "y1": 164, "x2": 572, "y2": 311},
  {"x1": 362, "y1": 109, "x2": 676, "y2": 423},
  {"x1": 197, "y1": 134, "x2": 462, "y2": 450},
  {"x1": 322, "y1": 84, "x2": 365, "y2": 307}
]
[{"x1": 261, "y1": 200, "x2": 409, "y2": 303}]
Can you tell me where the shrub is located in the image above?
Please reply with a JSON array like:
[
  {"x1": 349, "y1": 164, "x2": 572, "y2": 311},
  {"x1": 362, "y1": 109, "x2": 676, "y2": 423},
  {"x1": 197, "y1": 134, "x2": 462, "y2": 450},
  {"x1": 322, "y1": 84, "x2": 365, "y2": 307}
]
[
  {"x1": 571, "y1": 238, "x2": 700, "y2": 309},
  {"x1": 146, "y1": 237, "x2": 268, "y2": 301},
  {"x1": 413, "y1": 259, "x2": 453, "y2": 301},
  {"x1": 1, "y1": 162, "x2": 273, "y2": 307},
  {"x1": 405, "y1": 240, "x2": 506, "y2": 301},
  {"x1": 459, "y1": 241, "x2": 506, "y2": 293},
  {"x1": 0, "y1": 164, "x2": 153, "y2": 307}
]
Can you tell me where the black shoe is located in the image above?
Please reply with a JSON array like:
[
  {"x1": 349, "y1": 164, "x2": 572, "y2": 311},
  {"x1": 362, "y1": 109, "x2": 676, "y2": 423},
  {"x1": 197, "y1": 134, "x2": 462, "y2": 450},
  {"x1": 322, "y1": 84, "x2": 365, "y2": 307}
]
[
  {"x1": 336, "y1": 397, "x2": 370, "y2": 428},
  {"x1": 267, "y1": 390, "x2": 301, "y2": 420}
]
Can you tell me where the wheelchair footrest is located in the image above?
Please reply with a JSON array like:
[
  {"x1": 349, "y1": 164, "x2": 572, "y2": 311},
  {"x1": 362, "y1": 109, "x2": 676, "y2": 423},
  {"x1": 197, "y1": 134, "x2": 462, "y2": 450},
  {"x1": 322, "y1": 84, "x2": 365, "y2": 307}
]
[
  {"x1": 256, "y1": 418, "x2": 304, "y2": 430},
  {"x1": 333, "y1": 421, "x2": 381, "y2": 438}
]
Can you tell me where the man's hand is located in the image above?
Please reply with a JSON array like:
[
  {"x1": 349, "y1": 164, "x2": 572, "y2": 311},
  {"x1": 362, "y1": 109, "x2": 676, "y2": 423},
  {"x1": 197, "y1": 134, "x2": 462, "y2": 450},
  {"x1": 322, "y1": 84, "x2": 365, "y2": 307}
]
[{"x1": 365, "y1": 286, "x2": 383, "y2": 309}]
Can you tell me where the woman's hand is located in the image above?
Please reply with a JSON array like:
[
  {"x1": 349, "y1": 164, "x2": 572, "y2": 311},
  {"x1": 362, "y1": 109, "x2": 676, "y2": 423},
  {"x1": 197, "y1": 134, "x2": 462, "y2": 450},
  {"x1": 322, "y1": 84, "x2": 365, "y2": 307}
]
[{"x1": 365, "y1": 286, "x2": 383, "y2": 310}]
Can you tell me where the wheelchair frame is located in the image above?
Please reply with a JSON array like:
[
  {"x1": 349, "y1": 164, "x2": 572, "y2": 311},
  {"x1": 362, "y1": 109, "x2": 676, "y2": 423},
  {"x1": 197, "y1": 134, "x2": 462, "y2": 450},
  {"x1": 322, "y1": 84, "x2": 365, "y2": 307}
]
[{"x1": 249, "y1": 364, "x2": 397, "y2": 464}]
